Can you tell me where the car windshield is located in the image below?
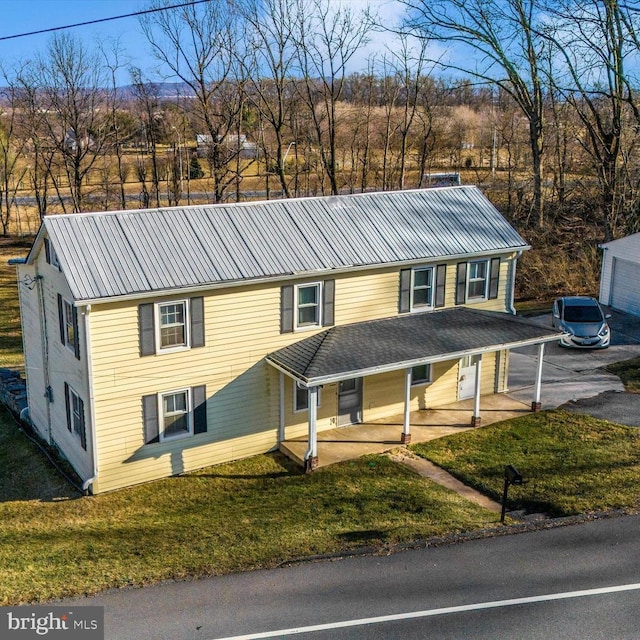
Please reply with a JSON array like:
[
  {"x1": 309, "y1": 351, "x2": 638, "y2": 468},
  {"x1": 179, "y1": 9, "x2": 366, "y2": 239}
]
[{"x1": 564, "y1": 305, "x2": 603, "y2": 323}]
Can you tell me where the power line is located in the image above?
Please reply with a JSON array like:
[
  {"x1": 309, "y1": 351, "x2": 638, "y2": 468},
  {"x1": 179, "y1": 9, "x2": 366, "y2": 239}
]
[{"x1": 0, "y1": 0, "x2": 211, "y2": 42}]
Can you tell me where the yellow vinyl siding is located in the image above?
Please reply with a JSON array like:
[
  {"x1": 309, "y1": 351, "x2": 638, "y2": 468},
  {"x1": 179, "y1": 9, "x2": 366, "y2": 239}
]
[{"x1": 86, "y1": 256, "x2": 516, "y2": 493}]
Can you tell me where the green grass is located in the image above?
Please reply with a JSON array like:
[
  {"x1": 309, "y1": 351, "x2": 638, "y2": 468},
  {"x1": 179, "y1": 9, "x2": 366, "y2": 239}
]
[
  {"x1": 0, "y1": 435, "x2": 497, "y2": 605},
  {"x1": 606, "y1": 358, "x2": 640, "y2": 393},
  {"x1": 411, "y1": 410, "x2": 640, "y2": 517}
]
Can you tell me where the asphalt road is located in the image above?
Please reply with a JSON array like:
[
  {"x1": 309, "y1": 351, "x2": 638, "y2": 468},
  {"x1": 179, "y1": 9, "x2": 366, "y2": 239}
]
[{"x1": 62, "y1": 514, "x2": 640, "y2": 640}]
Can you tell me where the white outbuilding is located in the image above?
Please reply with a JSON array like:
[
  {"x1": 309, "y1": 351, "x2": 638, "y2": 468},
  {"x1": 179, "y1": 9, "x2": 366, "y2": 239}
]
[{"x1": 599, "y1": 232, "x2": 640, "y2": 316}]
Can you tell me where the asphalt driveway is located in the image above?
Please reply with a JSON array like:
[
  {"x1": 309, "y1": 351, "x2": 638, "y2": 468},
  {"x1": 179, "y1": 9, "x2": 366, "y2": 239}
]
[{"x1": 508, "y1": 307, "x2": 640, "y2": 426}]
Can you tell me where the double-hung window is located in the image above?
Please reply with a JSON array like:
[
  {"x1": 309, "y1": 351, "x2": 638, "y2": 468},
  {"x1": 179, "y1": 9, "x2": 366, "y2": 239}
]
[
  {"x1": 138, "y1": 297, "x2": 205, "y2": 356},
  {"x1": 467, "y1": 261, "x2": 488, "y2": 300},
  {"x1": 294, "y1": 382, "x2": 321, "y2": 412},
  {"x1": 57, "y1": 295, "x2": 80, "y2": 359},
  {"x1": 160, "y1": 389, "x2": 192, "y2": 441},
  {"x1": 64, "y1": 382, "x2": 86, "y2": 449},
  {"x1": 158, "y1": 301, "x2": 188, "y2": 350},
  {"x1": 142, "y1": 385, "x2": 207, "y2": 444},
  {"x1": 411, "y1": 364, "x2": 432, "y2": 386},
  {"x1": 411, "y1": 267, "x2": 434, "y2": 310},
  {"x1": 295, "y1": 282, "x2": 322, "y2": 329}
]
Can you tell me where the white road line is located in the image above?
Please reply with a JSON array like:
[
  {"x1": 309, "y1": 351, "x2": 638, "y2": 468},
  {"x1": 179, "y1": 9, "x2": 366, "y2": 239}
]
[{"x1": 209, "y1": 582, "x2": 640, "y2": 640}]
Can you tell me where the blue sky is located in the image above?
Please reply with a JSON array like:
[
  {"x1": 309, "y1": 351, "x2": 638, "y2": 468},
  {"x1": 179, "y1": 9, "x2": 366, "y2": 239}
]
[
  {"x1": 0, "y1": 0, "x2": 169, "y2": 81},
  {"x1": 0, "y1": 0, "x2": 412, "y2": 84}
]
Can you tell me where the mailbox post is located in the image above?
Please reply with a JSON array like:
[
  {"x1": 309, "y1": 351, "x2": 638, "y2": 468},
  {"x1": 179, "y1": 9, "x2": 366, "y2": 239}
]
[{"x1": 501, "y1": 464, "x2": 523, "y2": 523}]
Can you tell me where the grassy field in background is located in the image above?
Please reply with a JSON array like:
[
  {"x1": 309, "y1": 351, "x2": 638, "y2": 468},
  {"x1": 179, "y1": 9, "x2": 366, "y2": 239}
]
[{"x1": 606, "y1": 358, "x2": 640, "y2": 393}]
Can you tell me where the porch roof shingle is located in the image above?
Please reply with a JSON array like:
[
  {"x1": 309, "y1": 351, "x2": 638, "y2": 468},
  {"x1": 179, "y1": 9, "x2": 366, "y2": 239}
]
[{"x1": 266, "y1": 308, "x2": 561, "y2": 385}]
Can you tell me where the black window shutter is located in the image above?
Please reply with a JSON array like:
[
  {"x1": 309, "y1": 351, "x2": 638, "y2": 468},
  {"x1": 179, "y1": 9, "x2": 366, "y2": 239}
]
[
  {"x1": 399, "y1": 269, "x2": 411, "y2": 313},
  {"x1": 78, "y1": 396, "x2": 87, "y2": 450},
  {"x1": 190, "y1": 297, "x2": 205, "y2": 348},
  {"x1": 488, "y1": 257, "x2": 500, "y2": 300},
  {"x1": 281, "y1": 285, "x2": 294, "y2": 333},
  {"x1": 322, "y1": 279, "x2": 335, "y2": 327},
  {"x1": 44, "y1": 238, "x2": 51, "y2": 264},
  {"x1": 57, "y1": 295, "x2": 66, "y2": 344},
  {"x1": 139, "y1": 303, "x2": 155, "y2": 356},
  {"x1": 455, "y1": 262, "x2": 467, "y2": 305},
  {"x1": 72, "y1": 306, "x2": 80, "y2": 360},
  {"x1": 142, "y1": 394, "x2": 160, "y2": 444},
  {"x1": 435, "y1": 264, "x2": 446, "y2": 308},
  {"x1": 64, "y1": 382, "x2": 71, "y2": 432},
  {"x1": 193, "y1": 385, "x2": 207, "y2": 434}
]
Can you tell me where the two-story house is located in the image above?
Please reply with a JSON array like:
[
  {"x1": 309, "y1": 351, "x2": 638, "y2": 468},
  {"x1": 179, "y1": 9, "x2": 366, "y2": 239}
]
[{"x1": 15, "y1": 187, "x2": 560, "y2": 493}]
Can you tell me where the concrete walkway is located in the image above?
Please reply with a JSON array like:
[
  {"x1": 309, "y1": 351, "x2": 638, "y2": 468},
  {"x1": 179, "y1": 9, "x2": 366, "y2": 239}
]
[{"x1": 388, "y1": 450, "x2": 502, "y2": 513}]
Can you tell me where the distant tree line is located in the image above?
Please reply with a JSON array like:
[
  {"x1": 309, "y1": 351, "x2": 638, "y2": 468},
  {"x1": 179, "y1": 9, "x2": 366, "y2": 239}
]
[{"x1": 1, "y1": 0, "x2": 640, "y2": 242}]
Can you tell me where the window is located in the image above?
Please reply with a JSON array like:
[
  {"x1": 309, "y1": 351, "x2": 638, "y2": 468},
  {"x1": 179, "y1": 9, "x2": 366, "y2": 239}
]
[
  {"x1": 142, "y1": 385, "x2": 207, "y2": 444},
  {"x1": 467, "y1": 261, "x2": 488, "y2": 299},
  {"x1": 138, "y1": 298, "x2": 205, "y2": 356},
  {"x1": 57, "y1": 295, "x2": 79, "y2": 359},
  {"x1": 294, "y1": 382, "x2": 321, "y2": 412},
  {"x1": 280, "y1": 281, "x2": 334, "y2": 333},
  {"x1": 411, "y1": 267, "x2": 433, "y2": 309},
  {"x1": 411, "y1": 364, "x2": 432, "y2": 386},
  {"x1": 64, "y1": 383, "x2": 86, "y2": 450},
  {"x1": 158, "y1": 301, "x2": 188, "y2": 349},
  {"x1": 160, "y1": 389, "x2": 192, "y2": 440},
  {"x1": 295, "y1": 283, "x2": 322, "y2": 329}
]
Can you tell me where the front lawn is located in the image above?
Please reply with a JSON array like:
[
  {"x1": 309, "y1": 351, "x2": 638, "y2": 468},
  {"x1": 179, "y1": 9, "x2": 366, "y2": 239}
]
[
  {"x1": 411, "y1": 410, "x2": 640, "y2": 517},
  {"x1": 0, "y1": 407, "x2": 497, "y2": 605},
  {"x1": 606, "y1": 357, "x2": 640, "y2": 393}
]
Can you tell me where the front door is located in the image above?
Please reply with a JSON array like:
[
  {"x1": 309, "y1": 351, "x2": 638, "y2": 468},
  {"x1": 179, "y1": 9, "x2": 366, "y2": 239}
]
[
  {"x1": 458, "y1": 355, "x2": 478, "y2": 400},
  {"x1": 338, "y1": 378, "x2": 362, "y2": 426}
]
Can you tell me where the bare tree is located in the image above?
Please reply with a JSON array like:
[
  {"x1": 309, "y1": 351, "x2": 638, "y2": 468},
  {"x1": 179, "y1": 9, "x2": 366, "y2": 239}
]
[
  {"x1": 32, "y1": 34, "x2": 111, "y2": 213},
  {"x1": 400, "y1": 0, "x2": 548, "y2": 226},
  {"x1": 294, "y1": 0, "x2": 373, "y2": 195},
  {"x1": 241, "y1": 0, "x2": 299, "y2": 198},
  {"x1": 141, "y1": 0, "x2": 245, "y2": 203},
  {"x1": 541, "y1": 0, "x2": 635, "y2": 239},
  {"x1": 0, "y1": 69, "x2": 28, "y2": 235}
]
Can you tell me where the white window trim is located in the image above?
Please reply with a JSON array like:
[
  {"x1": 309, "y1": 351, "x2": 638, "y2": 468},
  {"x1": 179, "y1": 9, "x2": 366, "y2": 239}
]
[
  {"x1": 155, "y1": 299, "x2": 190, "y2": 353},
  {"x1": 294, "y1": 282, "x2": 323, "y2": 331},
  {"x1": 158, "y1": 387, "x2": 193, "y2": 442},
  {"x1": 467, "y1": 260, "x2": 489, "y2": 301},
  {"x1": 410, "y1": 266, "x2": 435, "y2": 312},
  {"x1": 411, "y1": 364, "x2": 432, "y2": 386},
  {"x1": 293, "y1": 382, "x2": 322, "y2": 413},
  {"x1": 67, "y1": 384, "x2": 84, "y2": 440}
]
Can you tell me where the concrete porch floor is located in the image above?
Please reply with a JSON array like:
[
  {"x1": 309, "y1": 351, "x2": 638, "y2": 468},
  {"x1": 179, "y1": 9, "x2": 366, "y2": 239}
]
[{"x1": 280, "y1": 393, "x2": 532, "y2": 468}]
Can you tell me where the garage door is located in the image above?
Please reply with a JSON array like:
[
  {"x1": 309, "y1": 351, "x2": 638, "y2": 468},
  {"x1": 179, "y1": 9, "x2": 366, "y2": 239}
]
[{"x1": 611, "y1": 258, "x2": 640, "y2": 316}]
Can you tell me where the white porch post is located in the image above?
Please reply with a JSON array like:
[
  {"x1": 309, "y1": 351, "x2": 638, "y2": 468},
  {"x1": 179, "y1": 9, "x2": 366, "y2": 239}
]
[
  {"x1": 278, "y1": 372, "x2": 285, "y2": 443},
  {"x1": 472, "y1": 355, "x2": 483, "y2": 427},
  {"x1": 532, "y1": 343, "x2": 545, "y2": 412},
  {"x1": 305, "y1": 386, "x2": 319, "y2": 472},
  {"x1": 402, "y1": 368, "x2": 412, "y2": 444}
]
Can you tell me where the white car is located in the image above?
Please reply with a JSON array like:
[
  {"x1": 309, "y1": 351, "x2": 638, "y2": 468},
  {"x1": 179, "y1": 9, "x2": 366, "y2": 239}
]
[{"x1": 552, "y1": 296, "x2": 611, "y2": 348}]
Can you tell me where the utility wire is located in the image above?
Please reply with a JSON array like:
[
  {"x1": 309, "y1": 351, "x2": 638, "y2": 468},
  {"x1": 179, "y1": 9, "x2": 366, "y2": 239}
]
[{"x1": 0, "y1": 0, "x2": 211, "y2": 42}]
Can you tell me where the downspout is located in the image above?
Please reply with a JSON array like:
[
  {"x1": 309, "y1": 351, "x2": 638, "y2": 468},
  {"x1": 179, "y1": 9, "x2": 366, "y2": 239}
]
[
  {"x1": 34, "y1": 265, "x2": 53, "y2": 444},
  {"x1": 80, "y1": 304, "x2": 98, "y2": 494},
  {"x1": 507, "y1": 250, "x2": 523, "y2": 315}
]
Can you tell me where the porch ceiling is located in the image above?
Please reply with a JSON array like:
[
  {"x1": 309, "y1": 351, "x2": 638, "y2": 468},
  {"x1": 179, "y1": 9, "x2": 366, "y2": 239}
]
[{"x1": 266, "y1": 307, "x2": 562, "y2": 386}]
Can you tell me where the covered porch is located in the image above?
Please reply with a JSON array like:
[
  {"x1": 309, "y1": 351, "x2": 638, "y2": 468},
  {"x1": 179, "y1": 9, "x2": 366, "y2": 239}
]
[
  {"x1": 279, "y1": 393, "x2": 531, "y2": 468},
  {"x1": 266, "y1": 307, "x2": 563, "y2": 471}
]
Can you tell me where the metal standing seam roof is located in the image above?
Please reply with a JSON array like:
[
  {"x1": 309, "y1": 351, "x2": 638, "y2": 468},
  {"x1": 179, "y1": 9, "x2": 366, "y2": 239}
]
[
  {"x1": 266, "y1": 307, "x2": 562, "y2": 385},
  {"x1": 34, "y1": 186, "x2": 529, "y2": 302}
]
